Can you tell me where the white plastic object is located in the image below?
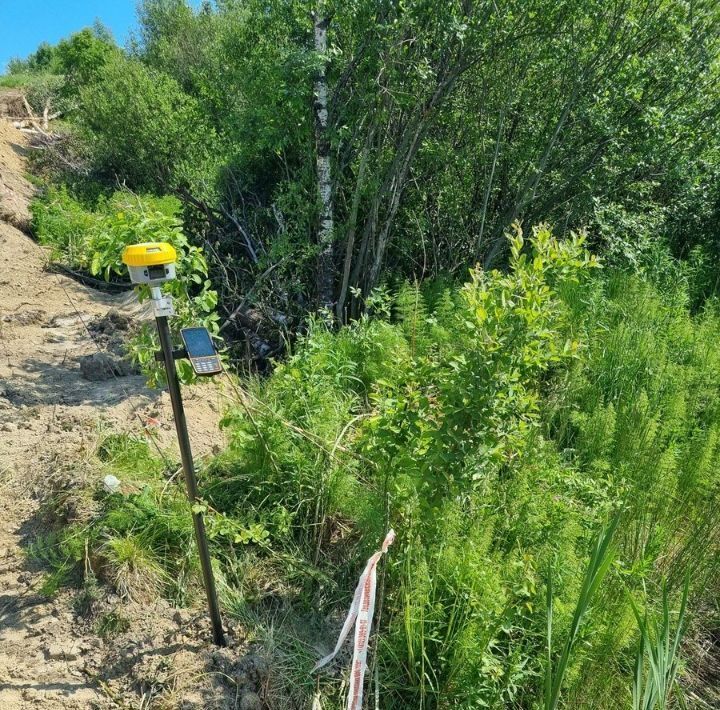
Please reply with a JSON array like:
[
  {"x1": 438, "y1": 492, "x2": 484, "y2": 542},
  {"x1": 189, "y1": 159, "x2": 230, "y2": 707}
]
[
  {"x1": 102, "y1": 474, "x2": 121, "y2": 493},
  {"x1": 312, "y1": 529, "x2": 396, "y2": 710}
]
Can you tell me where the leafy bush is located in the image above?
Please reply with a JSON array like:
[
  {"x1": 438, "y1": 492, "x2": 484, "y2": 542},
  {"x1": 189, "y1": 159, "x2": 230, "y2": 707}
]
[
  {"x1": 55, "y1": 26, "x2": 117, "y2": 87},
  {"x1": 76, "y1": 54, "x2": 217, "y2": 193},
  {"x1": 209, "y1": 227, "x2": 608, "y2": 705},
  {"x1": 209, "y1": 230, "x2": 720, "y2": 706}
]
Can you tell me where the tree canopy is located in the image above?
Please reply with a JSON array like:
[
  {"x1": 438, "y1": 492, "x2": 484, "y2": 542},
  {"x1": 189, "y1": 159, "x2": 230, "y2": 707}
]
[{"x1": 9, "y1": 0, "x2": 720, "y2": 327}]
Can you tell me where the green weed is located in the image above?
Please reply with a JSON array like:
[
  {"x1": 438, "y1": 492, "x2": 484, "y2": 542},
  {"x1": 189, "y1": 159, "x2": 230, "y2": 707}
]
[
  {"x1": 96, "y1": 610, "x2": 131, "y2": 637},
  {"x1": 545, "y1": 518, "x2": 618, "y2": 709}
]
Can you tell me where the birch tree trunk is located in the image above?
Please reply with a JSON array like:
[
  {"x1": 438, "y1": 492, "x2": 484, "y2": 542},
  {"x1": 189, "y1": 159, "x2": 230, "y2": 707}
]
[{"x1": 312, "y1": 10, "x2": 335, "y2": 313}]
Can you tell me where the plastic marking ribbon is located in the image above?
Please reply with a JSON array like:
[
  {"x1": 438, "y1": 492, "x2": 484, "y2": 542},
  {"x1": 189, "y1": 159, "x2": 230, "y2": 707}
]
[{"x1": 313, "y1": 529, "x2": 396, "y2": 710}]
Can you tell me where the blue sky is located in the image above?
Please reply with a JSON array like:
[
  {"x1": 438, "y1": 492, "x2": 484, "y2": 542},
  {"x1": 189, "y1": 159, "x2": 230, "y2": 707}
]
[{"x1": 0, "y1": 0, "x2": 139, "y2": 73}]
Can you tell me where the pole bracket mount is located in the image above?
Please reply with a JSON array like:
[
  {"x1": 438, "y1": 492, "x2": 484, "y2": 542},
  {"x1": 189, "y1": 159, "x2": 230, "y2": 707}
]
[{"x1": 154, "y1": 347, "x2": 188, "y2": 362}]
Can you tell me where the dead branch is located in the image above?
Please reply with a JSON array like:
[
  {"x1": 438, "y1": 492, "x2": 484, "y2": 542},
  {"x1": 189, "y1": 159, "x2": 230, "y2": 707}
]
[
  {"x1": 20, "y1": 96, "x2": 53, "y2": 138},
  {"x1": 22, "y1": 95, "x2": 36, "y2": 120},
  {"x1": 219, "y1": 259, "x2": 288, "y2": 333},
  {"x1": 219, "y1": 204, "x2": 259, "y2": 265}
]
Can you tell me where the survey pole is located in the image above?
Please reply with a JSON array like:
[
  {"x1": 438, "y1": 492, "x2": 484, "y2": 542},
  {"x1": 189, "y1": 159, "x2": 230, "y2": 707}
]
[
  {"x1": 154, "y1": 308, "x2": 226, "y2": 647},
  {"x1": 121, "y1": 243, "x2": 226, "y2": 647}
]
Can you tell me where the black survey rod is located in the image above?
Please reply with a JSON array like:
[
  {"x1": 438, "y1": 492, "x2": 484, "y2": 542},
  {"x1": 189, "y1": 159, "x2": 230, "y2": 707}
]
[{"x1": 155, "y1": 315, "x2": 226, "y2": 647}]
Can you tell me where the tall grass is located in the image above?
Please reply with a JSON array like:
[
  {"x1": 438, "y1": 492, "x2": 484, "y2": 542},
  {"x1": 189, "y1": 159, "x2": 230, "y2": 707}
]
[
  {"x1": 545, "y1": 517, "x2": 619, "y2": 710},
  {"x1": 0, "y1": 73, "x2": 36, "y2": 88},
  {"x1": 632, "y1": 577, "x2": 690, "y2": 710}
]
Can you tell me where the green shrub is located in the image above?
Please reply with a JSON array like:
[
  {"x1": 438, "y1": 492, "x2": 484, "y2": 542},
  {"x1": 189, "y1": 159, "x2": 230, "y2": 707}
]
[
  {"x1": 77, "y1": 54, "x2": 217, "y2": 193},
  {"x1": 2, "y1": 27, "x2": 115, "y2": 113},
  {"x1": 213, "y1": 227, "x2": 607, "y2": 705},
  {"x1": 55, "y1": 27, "x2": 116, "y2": 88},
  {"x1": 210, "y1": 230, "x2": 719, "y2": 707}
]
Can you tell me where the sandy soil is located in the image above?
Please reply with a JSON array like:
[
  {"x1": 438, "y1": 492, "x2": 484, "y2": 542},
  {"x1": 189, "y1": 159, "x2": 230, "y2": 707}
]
[
  {"x1": 0, "y1": 107, "x2": 257, "y2": 709},
  {"x1": 0, "y1": 111, "x2": 32, "y2": 231}
]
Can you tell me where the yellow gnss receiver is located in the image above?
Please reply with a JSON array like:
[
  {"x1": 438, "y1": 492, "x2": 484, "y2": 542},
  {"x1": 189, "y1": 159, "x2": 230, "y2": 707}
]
[
  {"x1": 122, "y1": 242, "x2": 221, "y2": 375},
  {"x1": 122, "y1": 242, "x2": 177, "y2": 285}
]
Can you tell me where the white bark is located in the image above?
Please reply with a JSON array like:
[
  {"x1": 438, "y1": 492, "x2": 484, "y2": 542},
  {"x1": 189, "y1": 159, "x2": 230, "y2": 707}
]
[{"x1": 313, "y1": 11, "x2": 335, "y2": 311}]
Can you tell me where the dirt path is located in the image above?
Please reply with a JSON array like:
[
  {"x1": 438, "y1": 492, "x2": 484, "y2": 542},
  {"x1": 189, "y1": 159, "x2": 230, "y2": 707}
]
[{"x1": 0, "y1": 115, "x2": 241, "y2": 708}]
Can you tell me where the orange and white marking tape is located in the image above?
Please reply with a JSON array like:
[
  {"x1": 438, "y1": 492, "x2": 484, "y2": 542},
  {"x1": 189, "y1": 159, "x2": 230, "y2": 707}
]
[{"x1": 313, "y1": 529, "x2": 396, "y2": 710}]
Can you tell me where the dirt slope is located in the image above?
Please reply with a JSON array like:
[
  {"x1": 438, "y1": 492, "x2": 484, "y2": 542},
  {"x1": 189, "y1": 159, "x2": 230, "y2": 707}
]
[{"x1": 0, "y1": 111, "x2": 248, "y2": 709}]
